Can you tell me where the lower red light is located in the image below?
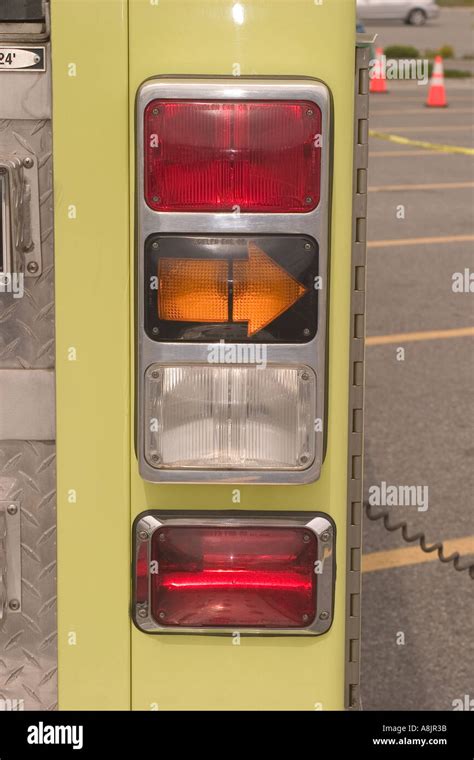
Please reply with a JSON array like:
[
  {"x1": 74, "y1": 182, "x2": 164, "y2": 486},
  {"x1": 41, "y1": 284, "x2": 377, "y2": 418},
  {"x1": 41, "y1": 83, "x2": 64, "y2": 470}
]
[{"x1": 149, "y1": 526, "x2": 317, "y2": 628}]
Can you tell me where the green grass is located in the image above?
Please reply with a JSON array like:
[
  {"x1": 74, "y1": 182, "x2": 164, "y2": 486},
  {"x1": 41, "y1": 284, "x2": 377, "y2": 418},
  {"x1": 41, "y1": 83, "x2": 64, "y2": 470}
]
[
  {"x1": 437, "y1": 0, "x2": 474, "y2": 7},
  {"x1": 384, "y1": 45, "x2": 420, "y2": 59},
  {"x1": 442, "y1": 68, "x2": 472, "y2": 77}
]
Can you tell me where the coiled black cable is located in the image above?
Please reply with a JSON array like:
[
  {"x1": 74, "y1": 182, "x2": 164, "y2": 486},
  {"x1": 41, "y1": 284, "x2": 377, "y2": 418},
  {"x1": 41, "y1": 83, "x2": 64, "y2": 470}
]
[{"x1": 365, "y1": 501, "x2": 474, "y2": 579}]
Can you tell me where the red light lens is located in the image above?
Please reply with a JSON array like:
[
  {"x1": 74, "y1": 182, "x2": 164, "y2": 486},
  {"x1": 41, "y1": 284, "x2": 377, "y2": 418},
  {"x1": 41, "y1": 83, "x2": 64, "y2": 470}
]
[
  {"x1": 144, "y1": 100, "x2": 322, "y2": 212},
  {"x1": 149, "y1": 526, "x2": 317, "y2": 628}
]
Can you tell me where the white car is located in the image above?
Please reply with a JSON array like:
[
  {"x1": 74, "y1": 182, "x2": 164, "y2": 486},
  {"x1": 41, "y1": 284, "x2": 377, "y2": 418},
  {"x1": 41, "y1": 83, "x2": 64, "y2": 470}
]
[{"x1": 357, "y1": 0, "x2": 439, "y2": 26}]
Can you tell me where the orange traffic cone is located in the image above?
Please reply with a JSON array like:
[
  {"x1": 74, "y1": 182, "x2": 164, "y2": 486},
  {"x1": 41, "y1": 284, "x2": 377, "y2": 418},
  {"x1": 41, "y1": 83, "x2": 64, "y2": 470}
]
[
  {"x1": 370, "y1": 48, "x2": 388, "y2": 94},
  {"x1": 426, "y1": 56, "x2": 447, "y2": 108}
]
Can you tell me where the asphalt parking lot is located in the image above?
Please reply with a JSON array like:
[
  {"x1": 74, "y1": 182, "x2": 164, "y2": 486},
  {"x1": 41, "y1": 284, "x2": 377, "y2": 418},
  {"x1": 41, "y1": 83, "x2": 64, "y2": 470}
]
[{"x1": 360, "y1": 24, "x2": 474, "y2": 710}]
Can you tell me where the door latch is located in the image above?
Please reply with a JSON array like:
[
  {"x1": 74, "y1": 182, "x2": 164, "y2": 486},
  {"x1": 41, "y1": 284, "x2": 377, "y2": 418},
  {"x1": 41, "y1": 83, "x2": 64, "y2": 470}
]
[
  {"x1": 0, "y1": 155, "x2": 42, "y2": 278},
  {"x1": 0, "y1": 501, "x2": 21, "y2": 622}
]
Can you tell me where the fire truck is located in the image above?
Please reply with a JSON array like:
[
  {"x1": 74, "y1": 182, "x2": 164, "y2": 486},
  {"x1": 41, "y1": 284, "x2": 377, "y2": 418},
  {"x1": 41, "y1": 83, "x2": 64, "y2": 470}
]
[{"x1": 0, "y1": 0, "x2": 368, "y2": 711}]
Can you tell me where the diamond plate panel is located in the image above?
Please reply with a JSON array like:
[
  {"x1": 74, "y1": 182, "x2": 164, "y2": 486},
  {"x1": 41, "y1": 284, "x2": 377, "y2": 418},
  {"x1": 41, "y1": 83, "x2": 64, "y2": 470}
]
[
  {"x1": 0, "y1": 441, "x2": 56, "y2": 710},
  {"x1": 0, "y1": 56, "x2": 56, "y2": 710},
  {"x1": 0, "y1": 119, "x2": 54, "y2": 369}
]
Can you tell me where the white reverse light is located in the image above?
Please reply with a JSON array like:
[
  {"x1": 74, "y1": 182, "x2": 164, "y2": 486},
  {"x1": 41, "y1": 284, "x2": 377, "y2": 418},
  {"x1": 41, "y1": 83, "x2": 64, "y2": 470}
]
[{"x1": 144, "y1": 364, "x2": 316, "y2": 470}]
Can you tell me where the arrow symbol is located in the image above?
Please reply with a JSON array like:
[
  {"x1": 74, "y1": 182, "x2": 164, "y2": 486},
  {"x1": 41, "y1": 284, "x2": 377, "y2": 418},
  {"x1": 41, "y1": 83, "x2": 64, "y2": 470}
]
[
  {"x1": 157, "y1": 241, "x2": 307, "y2": 337},
  {"x1": 233, "y1": 242, "x2": 307, "y2": 336}
]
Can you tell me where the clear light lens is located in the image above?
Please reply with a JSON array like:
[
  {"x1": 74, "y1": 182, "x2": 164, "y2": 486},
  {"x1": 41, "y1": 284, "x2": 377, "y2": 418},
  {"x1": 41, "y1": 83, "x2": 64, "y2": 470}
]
[{"x1": 144, "y1": 365, "x2": 316, "y2": 470}]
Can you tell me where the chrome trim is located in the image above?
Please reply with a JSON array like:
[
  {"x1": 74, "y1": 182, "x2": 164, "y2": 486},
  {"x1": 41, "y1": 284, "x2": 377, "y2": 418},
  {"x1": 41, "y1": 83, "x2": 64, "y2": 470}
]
[
  {"x1": 136, "y1": 77, "x2": 332, "y2": 484},
  {"x1": 132, "y1": 510, "x2": 335, "y2": 636}
]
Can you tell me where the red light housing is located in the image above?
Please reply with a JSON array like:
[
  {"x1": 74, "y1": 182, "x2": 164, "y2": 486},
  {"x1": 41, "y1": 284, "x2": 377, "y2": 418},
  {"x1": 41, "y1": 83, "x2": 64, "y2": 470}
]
[
  {"x1": 148, "y1": 525, "x2": 318, "y2": 628},
  {"x1": 144, "y1": 99, "x2": 322, "y2": 213}
]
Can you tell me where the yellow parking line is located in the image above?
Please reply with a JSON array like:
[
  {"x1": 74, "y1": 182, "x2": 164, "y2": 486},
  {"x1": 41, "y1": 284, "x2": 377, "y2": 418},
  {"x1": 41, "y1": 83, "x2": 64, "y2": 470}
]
[
  {"x1": 371, "y1": 95, "x2": 474, "y2": 103},
  {"x1": 368, "y1": 181, "x2": 474, "y2": 192},
  {"x1": 378, "y1": 125, "x2": 472, "y2": 132},
  {"x1": 369, "y1": 130, "x2": 474, "y2": 155},
  {"x1": 373, "y1": 108, "x2": 474, "y2": 115},
  {"x1": 368, "y1": 234, "x2": 474, "y2": 248},
  {"x1": 363, "y1": 535, "x2": 474, "y2": 573},
  {"x1": 366, "y1": 326, "x2": 474, "y2": 346},
  {"x1": 370, "y1": 150, "x2": 455, "y2": 157}
]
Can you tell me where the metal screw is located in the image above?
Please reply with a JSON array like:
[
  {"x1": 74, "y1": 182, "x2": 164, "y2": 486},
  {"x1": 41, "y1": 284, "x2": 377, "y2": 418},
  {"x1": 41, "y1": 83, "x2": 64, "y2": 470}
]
[
  {"x1": 303, "y1": 328, "x2": 310, "y2": 337},
  {"x1": 304, "y1": 242, "x2": 312, "y2": 250},
  {"x1": 138, "y1": 530, "x2": 149, "y2": 541},
  {"x1": 159, "y1": 533, "x2": 166, "y2": 542},
  {"x1": 151, "y1": 453, "x2": 161, "y2": 464},
  {"x1": 320, "y1": 531, "x2": 330, "y2": 543},
  {"x1": 305, "y1": 196, "x2": 313, "y2": 205},
  {"x1": 158, "y1": 611, "x2": 166, "y2": 620},
  {"x1": 300, "y1": 371, "x2": 309, "y2": 381},
  {"x1": 151, "y1": 369, "x2": 160, "y2": 379},
  {"x1": 152, "y1": 196, "x2": 161, "y2": 204},
  {"x1": 319, "y1": 611, "x2": 329, "y2": 621},
  {"x1": 152, "y1": 241, "x2": 159, "y2": 249},
  {"x1": 299, "y1": 454, "x2": 309, "y2": 465},
  {"x1": 306, "y1": 108, "x2": 314, "y2": 116},
  {"x1": 303, "y1": 533, "x2": 311, "y2": 543},
  {"x1": 137, "y1": 608, "x2": 148, "y2": 619},
  {"x1": 7, "y1": 504, "x2": 17, "y2": 516},
  {"x1": 27, "y1": 262, "x2": 39, "y2": 274},
  {"x1": 302, "y1": 613, "x2": 309, "y2": 623},
  {"x1": 152, "y1": 108, "x2": 160, "y2": 116},
  {"x1": 22, "y1": 157, "x2": 34, "y2": 169},
  {"x1": 9, "y1": 600, "x2": 20, "y2": 611},
  {"x1": 34, "y1": 55, "x2": 40, "y2": 64},
  {"x1": 152, "y1": 327, "x2": 159, "y2": 335}
]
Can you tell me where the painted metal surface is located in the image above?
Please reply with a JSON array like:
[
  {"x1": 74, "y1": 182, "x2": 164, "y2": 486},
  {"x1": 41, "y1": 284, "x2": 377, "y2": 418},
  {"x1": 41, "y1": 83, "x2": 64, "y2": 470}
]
[
  {"x1": 52, "y1": 0, "x2": 130, "y2": 710},
  {"x1": 0, "y1": 0, "x2": 361, "y2": 713},
  {"x1": 129, "y1": 0, "x2": 356, "y2": 710}
]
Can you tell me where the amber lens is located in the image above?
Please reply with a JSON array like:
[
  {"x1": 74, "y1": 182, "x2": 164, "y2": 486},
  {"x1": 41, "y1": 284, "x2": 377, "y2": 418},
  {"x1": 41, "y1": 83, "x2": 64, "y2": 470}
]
[
  {"x1": 158, "y1": 258, "x2": 229, "y2": 322},
  {"x1": 146, "y1": 235, "x2": 317, "y2": 343}
]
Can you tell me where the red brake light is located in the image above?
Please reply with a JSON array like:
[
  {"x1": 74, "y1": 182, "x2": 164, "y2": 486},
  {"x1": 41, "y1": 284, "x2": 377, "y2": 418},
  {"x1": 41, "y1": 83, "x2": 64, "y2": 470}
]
[
  {"x1": 144, "y1": 100, "x2": 322, "y2": 212},
  {"x1": 149, "y1": 526, "x2": 318, "y2": 628}
]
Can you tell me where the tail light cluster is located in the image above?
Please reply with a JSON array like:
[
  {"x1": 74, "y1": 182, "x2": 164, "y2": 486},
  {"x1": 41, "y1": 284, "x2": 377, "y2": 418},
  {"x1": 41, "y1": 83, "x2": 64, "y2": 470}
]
[
  {"x1": 135, "y1": 79, "x2": 333, "y2": 634},
  {"x1": 136, "y1": 78, "x2": 331, "y2": 484}
]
